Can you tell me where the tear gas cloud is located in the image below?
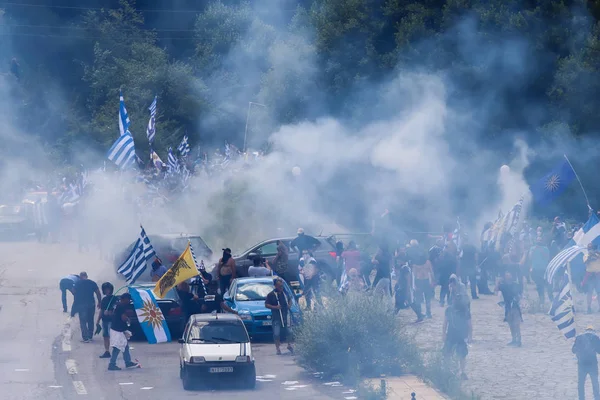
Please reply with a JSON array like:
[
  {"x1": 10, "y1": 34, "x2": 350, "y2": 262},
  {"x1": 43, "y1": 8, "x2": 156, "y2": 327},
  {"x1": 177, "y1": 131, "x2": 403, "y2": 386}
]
[{"x1": 0, "y1": 2, "x2": 590, "y2": 258}]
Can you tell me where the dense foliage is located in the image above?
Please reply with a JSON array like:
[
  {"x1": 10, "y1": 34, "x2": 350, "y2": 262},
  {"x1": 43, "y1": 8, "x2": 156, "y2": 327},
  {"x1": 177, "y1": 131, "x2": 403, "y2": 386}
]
[{"x1": 4, "y1": 0, "x2": 600, "y2": 217}]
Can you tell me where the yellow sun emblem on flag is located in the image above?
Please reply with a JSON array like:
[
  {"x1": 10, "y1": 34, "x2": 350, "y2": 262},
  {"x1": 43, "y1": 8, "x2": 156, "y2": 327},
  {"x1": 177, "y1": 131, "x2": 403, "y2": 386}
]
[
  {"x1": 545, "y1": 174, "x2": 561, "y2": 192},
  {"x1": 139, "y1": 299, "x2": 164, "y2": 330}
]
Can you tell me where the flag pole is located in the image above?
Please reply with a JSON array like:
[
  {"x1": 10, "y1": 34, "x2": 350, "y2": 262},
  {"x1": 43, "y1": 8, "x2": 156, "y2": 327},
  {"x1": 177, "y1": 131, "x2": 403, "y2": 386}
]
[{"x1": 564, "y1": 154, "x2": 592, "y2": 211}]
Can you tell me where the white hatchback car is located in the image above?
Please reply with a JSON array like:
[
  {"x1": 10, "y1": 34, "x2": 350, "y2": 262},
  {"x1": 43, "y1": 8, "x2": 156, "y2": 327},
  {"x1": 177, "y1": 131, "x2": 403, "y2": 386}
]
[{"x1": 179, "y1": 313, "x2": 256, "y2": 390}]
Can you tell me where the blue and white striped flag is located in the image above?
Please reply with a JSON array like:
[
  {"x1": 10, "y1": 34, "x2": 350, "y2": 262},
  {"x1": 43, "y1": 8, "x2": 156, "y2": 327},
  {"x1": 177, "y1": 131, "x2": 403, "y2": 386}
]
[
  {"x1": 546, "y1": 213, "x2": 600, "y2": 283},
  {"x1": 177, "y1": 135, "x2": 190, "y2": 157},
  {"x1": 549, "y1": 278, "x2": 576, "y2": 339},
  {"x1": 107, "y1": 133, "x2": 136, "y2": 169},
  {"x1": 167, "y1": 147, "x2": 179, "y2": 172},
  {"x1": 117, "y1": 226, "x2": 156, "y2": 284},
  {"x1": 129, "y1": 287, "x2": 171, "y2": 344},
  {"x1": 147, "y1": 96, "x2": 157, "y2": 144},
  {"x1": 118, "y1": 90, "x2": 130, "y2": 137}
]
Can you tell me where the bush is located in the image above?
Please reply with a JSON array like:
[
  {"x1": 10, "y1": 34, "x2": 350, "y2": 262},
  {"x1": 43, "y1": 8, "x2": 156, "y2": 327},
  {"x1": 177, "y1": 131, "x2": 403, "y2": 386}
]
[{"x1": 294, "y1": 292, "x2": 419, "y2": 382}]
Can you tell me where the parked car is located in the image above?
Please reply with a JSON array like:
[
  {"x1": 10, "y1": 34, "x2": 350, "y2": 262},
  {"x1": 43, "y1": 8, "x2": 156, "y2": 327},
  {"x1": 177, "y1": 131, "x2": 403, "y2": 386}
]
[
  {"x1": 179, "y1": 313, "x2": 256, "y2": 390},
  {"x1": 115, "y1": 233, "x2": 213, "y2": 282},
  {"x1": 227, "y1": 236, "x2": 339, "y2": 283},
  {"x1": 123, "y1": 283, "x2": 186, "y2": 339},
  {"x1": 223, "y1": 277, "x2": 302, "y2": 339}
]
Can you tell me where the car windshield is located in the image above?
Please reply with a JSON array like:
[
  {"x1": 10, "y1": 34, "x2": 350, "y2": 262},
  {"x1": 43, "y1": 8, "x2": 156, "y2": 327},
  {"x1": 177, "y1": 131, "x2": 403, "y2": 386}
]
[
  {"x1": 235, "y1": 282, "x2": 273, "y2": 301},
  {"x1": 188, "y1": 321, "x2": 249, "y2": 343}
]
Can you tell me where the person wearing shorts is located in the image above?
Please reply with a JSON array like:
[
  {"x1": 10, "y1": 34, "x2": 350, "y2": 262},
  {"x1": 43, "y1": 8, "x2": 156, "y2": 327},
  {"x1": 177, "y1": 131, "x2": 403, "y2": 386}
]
[
  {"x1": 97, "y1": 282, "x2": 116, "y2": 358},
  {"x1": 265, "y1": 278, "x2": 294, "y2": 355}
]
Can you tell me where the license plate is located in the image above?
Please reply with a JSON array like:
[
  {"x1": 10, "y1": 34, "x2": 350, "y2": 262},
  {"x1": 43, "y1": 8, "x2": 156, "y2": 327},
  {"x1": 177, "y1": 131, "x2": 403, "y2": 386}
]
[
  {"x1": 209, "y1": 367, "x2": 233, "y2": 373},
  {"x1": 262, "y1": 321, "x2": 272, "y2": 326}
]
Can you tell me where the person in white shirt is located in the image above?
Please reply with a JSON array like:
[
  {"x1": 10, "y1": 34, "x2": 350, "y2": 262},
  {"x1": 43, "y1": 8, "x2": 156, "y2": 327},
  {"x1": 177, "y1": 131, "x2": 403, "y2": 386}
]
[
  {"x1": 299, "y1": 250, "x2": 321, "y2": 310},
  {"x1": 248, "y1": 256, "x2": 272, "y2": 277}
]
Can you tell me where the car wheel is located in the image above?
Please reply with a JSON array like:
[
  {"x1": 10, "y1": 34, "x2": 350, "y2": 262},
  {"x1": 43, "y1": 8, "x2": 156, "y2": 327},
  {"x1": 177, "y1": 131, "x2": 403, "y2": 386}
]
[
  {"x1": 182, "y1": 366, "x2": 194, "y2": 391},
  {"x1": 245, "y1": 365, "x2": 256, "y2": 389}
]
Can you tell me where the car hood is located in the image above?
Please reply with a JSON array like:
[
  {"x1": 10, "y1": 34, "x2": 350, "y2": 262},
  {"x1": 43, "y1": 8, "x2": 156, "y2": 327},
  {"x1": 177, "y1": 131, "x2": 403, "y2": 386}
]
[
  {"x1": 234, "y1": 301, "x2": 269, "y2": 313},
  {"x1": 184, "y1": 343, "x2": 250, "y2": 362}
]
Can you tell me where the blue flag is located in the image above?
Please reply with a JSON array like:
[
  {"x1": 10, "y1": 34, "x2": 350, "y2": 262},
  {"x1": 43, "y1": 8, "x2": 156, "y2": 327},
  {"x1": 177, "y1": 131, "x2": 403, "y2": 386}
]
[
  {"x1": 530, "y1": 160, "x2": 576, "y2": 205},
  {"x1": 129, "y1": 287, "x2": 171, "y2": 344}
]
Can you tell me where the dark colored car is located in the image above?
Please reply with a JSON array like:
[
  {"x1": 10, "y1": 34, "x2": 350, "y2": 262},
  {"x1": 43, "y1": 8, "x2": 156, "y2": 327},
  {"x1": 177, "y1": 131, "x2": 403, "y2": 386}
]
[
  {"x1": 229, "y1": 236, "x2": 339, "y2": 283},
  {"x1": 115, "y1": 233, "x2": 213, "y2": 283},
  {"x1": 123, "y1": 283, "x2": 186, "y2": 339}
]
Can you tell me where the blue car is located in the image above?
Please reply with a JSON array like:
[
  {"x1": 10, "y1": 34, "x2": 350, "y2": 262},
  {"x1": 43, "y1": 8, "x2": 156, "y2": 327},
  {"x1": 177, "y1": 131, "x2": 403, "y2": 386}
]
[{"x1": 223, "y1": 277, "x2": 302, "y2": 338}]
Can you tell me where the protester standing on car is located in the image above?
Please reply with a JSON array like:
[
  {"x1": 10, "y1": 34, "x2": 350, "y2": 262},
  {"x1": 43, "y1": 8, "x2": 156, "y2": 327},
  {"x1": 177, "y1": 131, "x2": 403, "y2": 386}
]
[
  {"x1": 265, "y1": 278, "x2": 294, "y2": 355},
  {"x1": 150, "y1": 257, "x2": 168, "y2": 282},
  {"x1": 216, "y1": 248, "x2": 236, "y2": 295},
  {"x1": 71, "y1": 272, "x2": 101, "y2": 343},
  {"x1": 59, "y1": 274, "x2": 79, "y2": 313},
  {"x1": 190, "y1": 263, "x2": 212, "y2": 297},
  {"x1": 96, "y1": 282, "x2": 115, "y2": 359},
  {"x1": 108, "y1": 292, "x2": 139, "y2": 371},
  {"x1": 291, "y1": 228, "x2": 320, "y2": 261},
  {"x1": 573, "y1": 325, "x2": 600, "y2": 400}
]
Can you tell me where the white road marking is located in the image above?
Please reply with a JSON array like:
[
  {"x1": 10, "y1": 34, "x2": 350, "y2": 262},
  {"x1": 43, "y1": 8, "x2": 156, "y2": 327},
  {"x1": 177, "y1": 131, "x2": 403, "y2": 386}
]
[
  {"x1": 48, "y1": 385, "x2": 62, "y2": 388},
  {"x1": 289, "y1": 385, "x2": 308, "y2": 388},
  {"x1": 343, "y1": 390, "x2": 357, "y2": 394},
  {"x1": 285, "y1": 388, "x2": 297, "y2": 391},
  {"x1": 62, "y1": 343, "x2": 71, "y2": 352},
  {"x1": 65, "y1": 359, "x2": 77, "y2": 375},
  {"x1": 256, "y1": 379, "x2": 273, "y2": 382},
  {"x1": 344, "y1": 397, "x2": 358, "y2": 400},
  {"x1": 262, "y1": 374, "x2": 276, "y2": 378},
  {"x1": 62, "y1": 321, "x2": 72, "y2": 352},
  {"x1": 118, "y1": 382, "x2": 134, "y2": 385},
  {"x1": 282, "y1": 381, "x2": 299, "y2": 385},
  {"x1": 140, "y1": 387, "x2": 153, "y2": 390},
  {"x1": 14, "y1": 369, "x2": 29, "y2": 372},
  {"x1": 73, "y1": 381, "x2": 87, "y2": 395},
  {"x1": 324, "y1": 381, "x2": 341, "y2": 386}
]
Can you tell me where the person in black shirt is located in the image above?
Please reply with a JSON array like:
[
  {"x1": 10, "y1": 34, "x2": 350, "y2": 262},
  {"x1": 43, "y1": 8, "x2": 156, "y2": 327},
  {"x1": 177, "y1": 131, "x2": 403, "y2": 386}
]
[
  {"x1": 496, "y1": 271, "x2": 522, "y2": 347},
  {"x1": 201, "y1": 286, "x2": 237, "y2": 314},
  {"x1": 290, "y1": 228, "x2": 320, "y2": 261},
  {"x1": 71, "y1": 272, "x2": 101, "y2": 342},
  {"x1": 573, "y1": 326, "x2": 600, "y2": 400},
  {"x1": 108, "y1": 293, "x2": 139, "y2": 371},
  {"x1": 265, "y1": 278, "x2": 293, "y2": 355},
  {"x1": 439, "y1": 244, "x2": 458, "y2": 306},
  {"x1": 96, "y1": 282, "x2": 116, "y2": 358},
  {"x1": 372, "y1": 243, "x2": 392, "y2": 292},
  {"x1": 177, "y1": 281, "x2": 203, "y2": 323}
]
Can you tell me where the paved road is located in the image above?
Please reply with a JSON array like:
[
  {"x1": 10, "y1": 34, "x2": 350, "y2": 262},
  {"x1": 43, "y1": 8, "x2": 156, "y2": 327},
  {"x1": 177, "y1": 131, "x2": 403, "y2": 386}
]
[
  {"x1": 397, "y1": 280, "x2": 600, "y2": 400},
  {"x1": 0, "y1": 241, "x2": 354, "y2": 400}
]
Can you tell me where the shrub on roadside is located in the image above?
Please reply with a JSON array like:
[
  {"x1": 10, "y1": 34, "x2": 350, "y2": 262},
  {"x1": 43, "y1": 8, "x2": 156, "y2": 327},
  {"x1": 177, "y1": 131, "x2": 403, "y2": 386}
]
[{"x1": 294, "y1": 292, "x2": 419, "y2": 382}]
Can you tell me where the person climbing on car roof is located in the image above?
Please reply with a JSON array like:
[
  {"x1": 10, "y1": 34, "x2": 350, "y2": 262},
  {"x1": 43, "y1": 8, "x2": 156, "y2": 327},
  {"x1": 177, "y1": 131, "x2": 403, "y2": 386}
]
[{"x1": 291, "y1": 228, "x2": 320, "y2": 261}]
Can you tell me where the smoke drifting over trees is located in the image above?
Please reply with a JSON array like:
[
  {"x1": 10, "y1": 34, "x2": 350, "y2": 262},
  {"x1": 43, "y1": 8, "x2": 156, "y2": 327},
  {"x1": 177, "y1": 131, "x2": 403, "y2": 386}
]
[{"x1": 1, "y1": 0, "x2": 600, "y2": 248}]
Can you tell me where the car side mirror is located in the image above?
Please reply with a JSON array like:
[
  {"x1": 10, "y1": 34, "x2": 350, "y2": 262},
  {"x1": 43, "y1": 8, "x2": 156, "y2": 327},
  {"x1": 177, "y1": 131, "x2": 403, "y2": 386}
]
[
  {"x1": 178, "y1": 338, "x2": 185, "y2": 344},
  {"x1": 247, "y1": 252, "x2": 257, "y2": 260}
]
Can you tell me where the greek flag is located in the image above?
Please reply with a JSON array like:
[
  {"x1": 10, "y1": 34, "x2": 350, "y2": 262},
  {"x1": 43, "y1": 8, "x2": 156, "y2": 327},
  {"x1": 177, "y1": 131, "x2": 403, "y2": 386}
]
[
  {"x1": 107, "y1": 133, "x2": 136, "y2": 169},
  {"x1": 146, "y1": 96, "x2": 157, "y2": 144},
  {"x1": 117, "y1": 227, "x2": 156, "y2": 284},
  {"x1": 118, "y1": 90, "x2": 130, "y2": 137},
  {"x1": 549, "y1": 279, "x2": 576, "y2": 339},
  {"x1": 167, "y1": 147, "x2": 179, "y2": 172},
  {"x1": 177, "y1": 135, "x2": 190, "y2": 157},
  {"x1": 546, "y1": 213, "x2": 600, "y2": 283}
]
